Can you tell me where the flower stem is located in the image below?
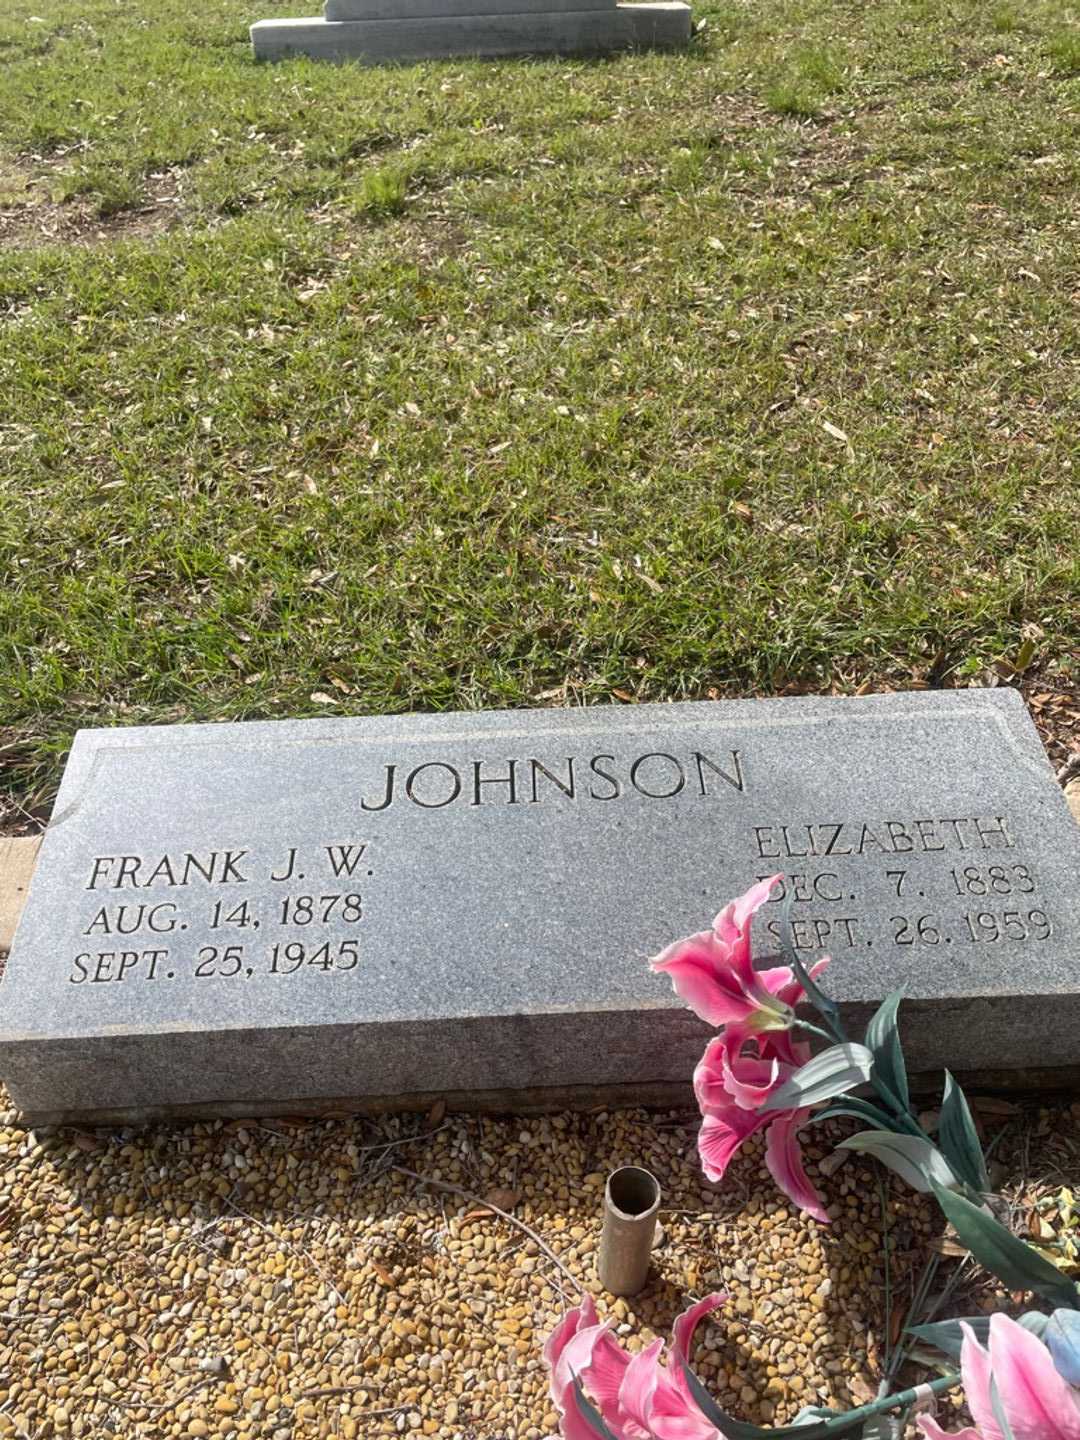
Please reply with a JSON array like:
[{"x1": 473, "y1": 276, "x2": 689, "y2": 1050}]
[
  {"x1": 822, "y1": 1371, "x2": 959, "y2": 1431},
  {"x1": 793, "y1": 1019, "x2": 835, "y2": 1045}
]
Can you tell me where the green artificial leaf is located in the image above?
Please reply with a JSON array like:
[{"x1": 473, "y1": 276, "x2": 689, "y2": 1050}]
[
  {"x1": 683, "y1": 1365, "x2": 834, "y2": 1438},
  {"x1": 779, "y1": 889, "x2": 843, "y2": 1035},
  {"x1": 938, "y1": 1072, "x2": 989, "y2": 1194},
  {"x1": 864, "y1": 989, "x2": 909, "y2": 1112},
  {"x1": 861, "y1": 1420, "x2": 900, "y2": 1440},
  {"x1": 817, "y1": 1097, "x2": 908, "y2": 1133},
  {"x1": 683, "y1": 1365, "x2": 961, "y2": 1439},
  {"x1": 931, "y1": 1181, "x2": 1080, "y2": 1310},
  {"x1": 908, "y1": 1312, "x2": 1048, "y2": 1360},
  {"x1": 569, "y1": 1378, "x2": 620, "y2": 1439},
  {"x1": 1045, "y1": 1308, "x2": 1080, "y2": 1385},
  {"x1": 760, "y1": 1043, "x2": 874, "y2": 1114},
  {"x1": 838, "y1": 1132, "x2": 957, "y2": 1193}
]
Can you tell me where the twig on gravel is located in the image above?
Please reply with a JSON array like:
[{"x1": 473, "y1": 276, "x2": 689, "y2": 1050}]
[
  {"x1": 392, "y1": 1165, "x2": 586, "y2": 1295},
  {"x1": 112, "y1": 1376, "x2": 213, "y2": 1412},
  {"x1": 355, "y1": 1124, "x2": 450, "y2": 1155},
  {"x1": 222, "y1": 1196, "x2": 345, "y2": 1304},
  {"x1": 298, "y1": 1384, "x2": 380, "y2": 1400}
]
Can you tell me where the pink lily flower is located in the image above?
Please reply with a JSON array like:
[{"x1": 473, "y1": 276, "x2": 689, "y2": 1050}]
[
  {"x1": 918, "y1": 1314, "x2": 1080, "y2": 1440},
  {"x1": 694, "y1": 1023, "x2": 831, "y2": 1225},
  {"x1": 545, "y1": 1293, "x2": 728, "y2": 1440},
  {"x1": 651, "y1": 875, "x2": 798, "y2": 1033}
]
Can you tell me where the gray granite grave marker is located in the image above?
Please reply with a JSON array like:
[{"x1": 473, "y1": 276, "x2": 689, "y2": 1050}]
[
  {"x1": 249, "y1": 0, "x2": 690, "y2": 64},
  {"x1": 1, "y1": 690, "x2": 1078, "y2": 1124}
]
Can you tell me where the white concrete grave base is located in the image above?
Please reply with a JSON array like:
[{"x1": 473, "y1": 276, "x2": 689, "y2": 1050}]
[{"x1": 250, "y1": 3, "x2": 691, "y2": 61}]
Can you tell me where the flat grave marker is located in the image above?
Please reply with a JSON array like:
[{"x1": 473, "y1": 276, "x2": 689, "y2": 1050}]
[
  {"x1": 250, "y1": 0, "x2": 690, "y2": 65},
  {"x1": 1, "y1": 689, "x2": 1078, "y2": 1123}
]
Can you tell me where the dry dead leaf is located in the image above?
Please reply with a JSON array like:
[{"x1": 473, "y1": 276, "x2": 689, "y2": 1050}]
[
  {"x1": 611, "y1": 688, "x2": 634, "y2": 703},
  {"x1": 461, "y1": 1187, "x2": 520, "y2": 1222},
  {"x1": 971, "y1": 1096, "x2": 1022, "y2": 1117},
  {"x1": 484, "y1": 1188, "x2": 521, "y2": 1211},
  {"x1": 427, "y1": 1099, "x2": 446, "y2": 1126},
  {"x1": 929, "y1": 1235, "x2": 970, "y2": 1257},
  {"x1": 823, "y1": 420, "x2": 850, "y2": 444},
  {"x1": 309, "y1": 692, "x2": 337, "y2": 705},
  {"x1": 848, "y1": 1375, "x2": 876, "y2": 1405}
]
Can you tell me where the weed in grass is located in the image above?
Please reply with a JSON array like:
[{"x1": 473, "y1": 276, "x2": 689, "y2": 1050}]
[
  {"x1": 991, "y1": 7, "x2": 1020, "y2": 33},
  {"x1": 764, "y1": 46, "x2": 846, "y2": 116},
  {"x1": 57, "y1": 163, "x2": 144, "y2": 217},
  {"x1": 1047, "y1": 29, "x2": 1080, "y2": 74},
  {"x1": 351, "y1": 164, "x2": 409, "y2": 217}
]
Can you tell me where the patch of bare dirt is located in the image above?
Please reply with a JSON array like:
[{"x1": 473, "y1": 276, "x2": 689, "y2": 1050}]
[
  {"x1": 0, "y1": 159, "x2": 184, "y2": 250},
  {"x1": 0, "y1": 729, "x2": 51, "y2": 837}
]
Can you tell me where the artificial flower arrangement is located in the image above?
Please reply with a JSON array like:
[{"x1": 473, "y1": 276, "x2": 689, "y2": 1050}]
[{"x1": 545, "y1": 876, "x2": 1080, "y2": 1439}]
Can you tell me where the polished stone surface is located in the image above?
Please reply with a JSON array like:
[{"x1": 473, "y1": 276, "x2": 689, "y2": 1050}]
[{"x1": 2, "y1": 690, "x2": 1078, "y2": 1121}]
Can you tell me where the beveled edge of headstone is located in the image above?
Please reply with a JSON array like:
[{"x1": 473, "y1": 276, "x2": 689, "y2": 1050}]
[{"x1": 42, "y1": 686, "x2": 1055, "y2": 831}]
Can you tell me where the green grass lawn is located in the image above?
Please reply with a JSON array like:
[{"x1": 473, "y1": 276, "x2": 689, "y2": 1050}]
[{"x1": 0, "y1": 0, "x2": 1078, "y2": 812}]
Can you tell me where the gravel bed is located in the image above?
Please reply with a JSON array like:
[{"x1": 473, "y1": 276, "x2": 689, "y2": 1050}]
[{"x1": 3, "y1": 1091, "x2": 1070, "y2": 1439}]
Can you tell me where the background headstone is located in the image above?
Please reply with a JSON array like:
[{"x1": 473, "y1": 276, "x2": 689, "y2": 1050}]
[{"x1": 250, "y1": 0, "x2": 691, "y2": 63}]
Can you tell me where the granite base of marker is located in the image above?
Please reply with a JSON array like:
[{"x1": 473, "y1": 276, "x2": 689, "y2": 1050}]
[
  {"x1": 9, "y1": 992, "x2": 1080, "y2": 1127},
  {"x1": 250, "y1": 3, "x2": 691, "y2": 61}
]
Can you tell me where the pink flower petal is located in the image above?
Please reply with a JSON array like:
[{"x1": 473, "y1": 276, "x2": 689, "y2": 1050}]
[
  {"x1": 755, "y1": 1025, "x2": 810, "y2": 1069},
  {"x1": 670, "y1": 1294, "x2": 726, "y2": 1373},
  {"x1": 586, "y1": 1330, "x2": 631, "y2": 1413},
  {"x1": 773, "y1": 955, "x2": 831, "y2": 1010},
  {"x1": 698, "y1": 1107, "x2": 766, "y2": 1182},
  {"x1": 694, "y1": 1033, "x2": 783, "y2": 1115},
  {"x1": 616, "y1": 1338, "x2": 664, "y2": 1439},
  {"x1": 710, "y1": 875, "x2": 779, "y2": 991},
  {"x1": 756, "y1": 963, "x2": 797, "y2": 995},
  {"x1": 651, "y1": 931, "x2": 760, "y2": 1027},
  {"x1": 646, "y1": 1378, "x2": 724, "y2": 1440},
  {"x1": 561, "y1": 1381, "x2": 632, "y2": 1440},
  {"x1": 764, "y1": 1110, "x2": 831, "y2": 1223},
  {"x1": 987, "y1": 1313, "x2": 1080, "y2": 1440},
  {"x1": 552, "y1": 1324, "x2": 618, "y2": 1412},
  {"x1": 669, "y1": 1292, "x2": 729, "y2": 1415},
  {"x1": 721, "y1": 1045, "x2": 781, "y2": 1111},
  {"x1": 544, "y1": 1306, "x2": 583, "y2": 1381},
  {"x1": 544, "y1": 1294, "x2": 600, "y2": 1380},
  {"x1": 959, "y1": 1323, "x2": 1003, "y2": 1440},
  {"x1": 917, "y1": 1421, "x2": 980, "y2": 1440},
  {"x1": 693, "y1": 1037, "x2": 731, "y2": 1117}
]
